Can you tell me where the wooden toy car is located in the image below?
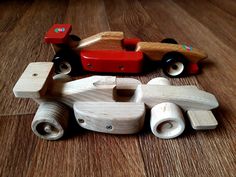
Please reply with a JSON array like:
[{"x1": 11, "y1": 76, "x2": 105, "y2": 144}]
[
  {"x1": 44, "y1": 24, "x2": 207, "y2": 77},
  {"x1": 13, "y1": 62, "x2": 219, "y2": 140}
]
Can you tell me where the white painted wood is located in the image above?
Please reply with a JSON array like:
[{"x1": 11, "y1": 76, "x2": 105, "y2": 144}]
[
  {"x1": 116, "y1": 78, "x2": 141, "y2": 90},
  {"x1": 147, "y1": 77, "x2": 185, "y2": 139},
  {"x1": 13, "y1": 62, "x2": 54, "y2": 98},
  {"x1": 115, "y1": 78, "x2": 141, "y2": 101},
  {"x1": 73, "y1": 102, "x2": 145, "y2": 134},
  {"x1": 14, "y1": 63, "x2": 218, "y2": 112},
  {"x1": 133, "y1": 85, "x2": 219, "y2": 111},
  {"x1": 31, "y1": 101, "x2": 69, "y2": 140},
  {"x1": 147, "y1": 77, "x2": 171, "y2": 86},
  {"x1": 187, "y1": 110, "x2": 218, "y2": 130},
  {"x1": 53, "y1": 73, "x2": 72, "y2": 82},
  {"x1": 47, "y1": 76, "x2": 116, "y2": 107},
  {"x1": 13, "y1": 63, "x2": 219, "y2": 139},
  {"x1": 150, "y1": 102, "x2": 185, "y2": 139}
]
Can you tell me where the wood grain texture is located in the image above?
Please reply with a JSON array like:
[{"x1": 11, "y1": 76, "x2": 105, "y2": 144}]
[
  {"x1": 136, "y1": 42, "x2": 207, "y2": 63},
  {"x1": 187, "y1": 110, "x2": 218, "y2": 130},
  {"x1": 0, "y1": 0, "x2": 236, "y2": 176},
  {"x1": 77, "y1": 31, "x2": 124, "y2": 50},
  {"x1": 74, "y1": 102, "x2": 145, "y2": 134},
  {"x1": 0, "y1": 0, "x2": 69, "y2": 116},
  {"x1": 13, "y1": 62, "x2": 54, "y2": 98},
  {"x1": 0, "y1": 115, "x2": 147, "y2": 177}
]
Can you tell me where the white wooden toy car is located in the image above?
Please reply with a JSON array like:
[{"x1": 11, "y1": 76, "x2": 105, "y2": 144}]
[{"x1": 13, "y1": 62, "x2": 219, "y2": 140}]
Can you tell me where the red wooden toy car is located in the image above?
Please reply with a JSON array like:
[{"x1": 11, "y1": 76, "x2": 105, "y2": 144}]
[{"x1": 44, "y1": 24, "x2": 207, "y2": 77}]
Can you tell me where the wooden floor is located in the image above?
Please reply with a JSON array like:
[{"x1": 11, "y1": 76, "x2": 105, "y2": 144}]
[{"x1": 0, "y1": 0, "x2": 236, "y2": 176}]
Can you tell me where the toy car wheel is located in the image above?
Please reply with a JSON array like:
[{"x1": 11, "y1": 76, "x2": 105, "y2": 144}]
[
  {"x1": 69, "y1": 34, "x2": 81, "y2": 41},
  {"x1": 53, "y1": 73, "x2": 72, "y2": 82},
  {"x1": 162, "y1": 53, "x2": 188, "y2": 77},
  {"x1": 52, "y1": 50, "x2": 79, "y2": 75},
  {"x1": 161, "y1": 38, "x2": 178, "y2": 44},
  {"x1": 53, "y1": 56, "x2": 72, "y2": 75}
]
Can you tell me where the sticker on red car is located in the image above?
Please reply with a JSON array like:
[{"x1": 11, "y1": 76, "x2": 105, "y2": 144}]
[{"x1": 182, "y1": 45, "x2": 192, "y2": 51}]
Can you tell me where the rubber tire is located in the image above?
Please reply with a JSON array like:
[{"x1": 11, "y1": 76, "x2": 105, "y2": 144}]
[
  {"x1": 161, "y1": 38, "x2": 178, "y2": 44},
  {"x1": 52, "y1": 50, "x2": 79, "y2": 76},
  {"x1": 69, "y1": 34, "x2": 81, "y2": 41},
  {"x1": 162, "y1": 53, "x2": 188, "y2": 77}
]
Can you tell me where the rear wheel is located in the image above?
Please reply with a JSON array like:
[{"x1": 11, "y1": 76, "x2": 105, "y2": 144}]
[
  {"x1": 52, "y1": 50, "x2": 80, "y2": 76},
  {"x1": 69, "y1": 34, "x2": 81, "y2": 41},
  {"x1": 162, "y1": 53, "x2": 188, "y2": 77},
  {"x1": 161, "y1": 38, "x2": 178, "y2": 44}
]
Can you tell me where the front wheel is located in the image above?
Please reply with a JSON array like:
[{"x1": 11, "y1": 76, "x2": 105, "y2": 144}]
[{"x1": 162, "y1": 53, "x2": 188, "y2": 77}]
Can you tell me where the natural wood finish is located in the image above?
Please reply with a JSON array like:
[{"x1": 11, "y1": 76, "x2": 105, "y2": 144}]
[
  {"x1": 150, "y1": 102, "x2": 185, "y2": 139},
  {"x1": 48, "y1": 76, "x2": 116, "y2": 107},
  {"x1": 31, "y1": 101, "x2": 69, "y2": 140},
  {"x1": 136, "y1": 42, "x2": 207, "y2": 63},
  {"x1": 76, "y1": 31, "x2": 124, "y2": 50},
  {"x1": 147, "y1": 77, "x2": 186, "y2": 139},
  {"x1": 133, "y1": 85, "x2": 218, "y2": 110},
  {"x1": 1, "y1": 0, "x2": 236, "y2": 177},
  {"x1": 13, "y1": 62, "x2": 54, "y2": 98},
  {"x1": 13, "y1": 64, "x2": 218, "y2": 138},
  {"x1": 187, "y1": 110, "x2": 218, "y2": 130},
  {"x1": 51, "y1": 31, "x2": 125, "y2": 55},
  {"x1": 74, "y1": 102, "x2": 145, "y2": 134},
  {"x1": 147, "y1": 77, "x2": 171, "y2": 86},
  {"x1": 13, "y1": 63, "x2": 218, "y2": 115},
  {"x1": 0, "y1": 115, "x2": 147, "y2": 177},
  {"x1": 0, "y1": 0, "x2": 68, "y2": 116}
]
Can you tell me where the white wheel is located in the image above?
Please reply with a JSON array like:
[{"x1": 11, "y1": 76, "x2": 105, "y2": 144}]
[
  {"x1": 150, "y1": 102, "x2": 185, "y2": 139},
  {"x1": 53, "y1": 73, "x2": 72, "y2": 82},
  {"x1": 166, "y1": 61, "x2": 184, "y2": 77},
  {"x1": 31, "y1": 101, "x2": 69, "y2": 140},
  {"x1": 58, "y1": 61, "x2": 72, "y2": 75},
  {"x1": 147, "y1": 77, "x2": 171, "y2": 86},
  {"x1": 162, "y1": 53, "x2": 187, "y2": 77}
]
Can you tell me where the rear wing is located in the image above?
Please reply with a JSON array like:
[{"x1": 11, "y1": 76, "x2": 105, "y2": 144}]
[{"x1": 44, "y1": 24, "x2": 72, "y2": 44}]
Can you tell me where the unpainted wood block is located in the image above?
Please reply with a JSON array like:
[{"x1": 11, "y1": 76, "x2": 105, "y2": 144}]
[
  {"x1": 187, "y1": 110, "x2": 218, "y2": 130},
  {"x1": 136, "y1": 42, "x2": 207, "y2": 63},
  {"x1": 116, "y1": 78, "x2": 141, "y2": 90},
  {"x1": 13, "y1": 62, "x2": 54, "y2": 98},
  {"x1": 77, "y1": 31, "x2": 124, "y2": 50},
  {"x1": 73, "y1": 102, "x2": 146, "y2": 134}
]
